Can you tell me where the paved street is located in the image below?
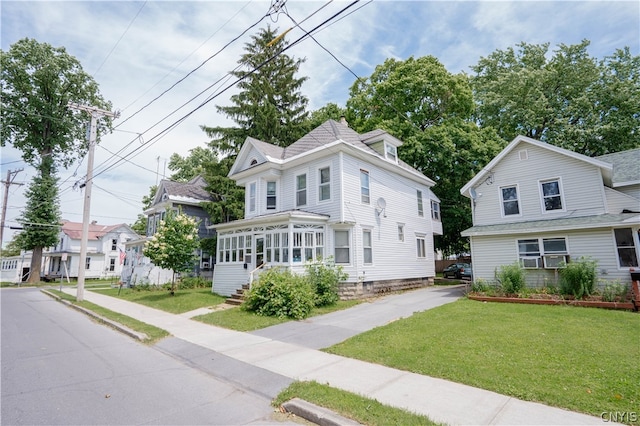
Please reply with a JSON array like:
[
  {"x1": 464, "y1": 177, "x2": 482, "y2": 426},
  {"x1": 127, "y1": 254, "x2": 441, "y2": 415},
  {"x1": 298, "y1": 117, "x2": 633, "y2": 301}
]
[{"x1": 0, "y1": 288, "x2": 296, "y2": 425}]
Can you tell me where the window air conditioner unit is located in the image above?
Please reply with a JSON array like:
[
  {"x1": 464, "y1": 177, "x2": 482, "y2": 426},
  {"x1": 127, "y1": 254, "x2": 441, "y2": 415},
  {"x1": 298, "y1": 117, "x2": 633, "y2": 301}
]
[
  {"x1": 520, "y1": 257, "x2": 541, "y2": 269},
  {"x1": 543, "y1": 255, "x2": 568, "y2": 269},
  {"x1": 202, "y1": 262, "x2": 210, "y2": 269}
]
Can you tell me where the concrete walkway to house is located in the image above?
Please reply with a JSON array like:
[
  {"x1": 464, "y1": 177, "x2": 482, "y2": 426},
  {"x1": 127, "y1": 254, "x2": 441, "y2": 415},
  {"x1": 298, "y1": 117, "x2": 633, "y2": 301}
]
[{"x1": 59, "y1": 286, "x2": 606, "y2": 425}]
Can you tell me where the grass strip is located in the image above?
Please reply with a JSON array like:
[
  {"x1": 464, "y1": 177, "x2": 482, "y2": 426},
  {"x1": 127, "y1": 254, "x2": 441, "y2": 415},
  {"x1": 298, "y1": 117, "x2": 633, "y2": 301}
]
[
  {"x1": 92, "y1": 287, "x2": 226, "y2": 314},
  {"x1": 274, "y1": 381, "x2": 440, "y2": 426},
  {"x1": 325, "y1": 298, "x2": 639, "y2": 418},
  {"x1": 47, "y1": 289, "x2": 169, "y2": 344}
]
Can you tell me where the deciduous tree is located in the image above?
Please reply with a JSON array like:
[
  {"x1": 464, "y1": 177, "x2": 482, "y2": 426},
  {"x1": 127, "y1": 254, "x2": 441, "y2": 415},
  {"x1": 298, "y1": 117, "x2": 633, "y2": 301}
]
[{"x1": 470, "y1": 40, "x2": 640, "y2": 155}]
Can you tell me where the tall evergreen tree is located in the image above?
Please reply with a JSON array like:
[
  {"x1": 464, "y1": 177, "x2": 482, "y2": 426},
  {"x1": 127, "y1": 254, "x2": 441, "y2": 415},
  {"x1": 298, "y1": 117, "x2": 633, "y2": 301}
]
[
  {"x1": 202, "y1": 25, "x2": 309, "y2": 156},
  {"x1": 199, "y1": 26, "x2": 310, "y2": 224},
  {"x1": 17, "y1": 157, "x2": 61, "y2": 281}
]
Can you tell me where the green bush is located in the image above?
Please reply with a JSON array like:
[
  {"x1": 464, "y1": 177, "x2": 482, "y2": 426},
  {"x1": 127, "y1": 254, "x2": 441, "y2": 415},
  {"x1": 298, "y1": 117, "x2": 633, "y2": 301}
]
[
  {"x1": 495, "y1": 262, "x2": 526, "y2": 295},
  {"x1": 559, "y1": 257, "x2": 597, "y2": 299},
  {"x1": 471, "y1": 278, "x2": 490, "y2": 293},
  {"x1": 600, "y1": 280, "x2": 628, "y2": 302},
  {"x1": 242, "y1": 268, "x2": 315, "y2": 320},
  {"x1": 305, "y1": 259, "x2": 348, "y2": 307},
  {"x1": 177, "y1": 276, "x2": 210, "y2": 289}
]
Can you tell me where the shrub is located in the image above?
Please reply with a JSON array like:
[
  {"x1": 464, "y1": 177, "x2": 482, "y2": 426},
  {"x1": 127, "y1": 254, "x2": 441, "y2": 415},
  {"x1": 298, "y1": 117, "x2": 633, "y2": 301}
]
[
  {"x1": 600, "y1": 280, "x2": 628, "y2": 302},
  {"x1": 559, "y1": 257, "x2": 597, "y2": 298},
  {"x1": 177, "y1": 276, "x2": 209, "y2": 289},
  {"x1": 495, "y1": 262, "x2": 526, "y2": 295},
  {"x1": 305, "y1": 258, "x2": 348, "y2": 307},
  {"x1": 242, "y1": 268, "x2": 315, "y2": 320},
  {"x1": 471, "y1": 278, "x2": 490, "y2": 293}
]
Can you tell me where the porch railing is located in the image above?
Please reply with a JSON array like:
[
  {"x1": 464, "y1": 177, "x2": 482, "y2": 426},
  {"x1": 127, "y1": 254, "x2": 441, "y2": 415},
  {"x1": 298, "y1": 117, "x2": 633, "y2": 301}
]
[{"x1": 248, "y1": 263, "x2": 266, "y2": 289}]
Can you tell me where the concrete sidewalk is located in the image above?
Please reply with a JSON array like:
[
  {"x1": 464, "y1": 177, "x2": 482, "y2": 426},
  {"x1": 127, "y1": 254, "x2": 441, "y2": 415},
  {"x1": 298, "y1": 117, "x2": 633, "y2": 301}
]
[{"x1": 59, "y1": 287, "x2": 605, "y2": 425}]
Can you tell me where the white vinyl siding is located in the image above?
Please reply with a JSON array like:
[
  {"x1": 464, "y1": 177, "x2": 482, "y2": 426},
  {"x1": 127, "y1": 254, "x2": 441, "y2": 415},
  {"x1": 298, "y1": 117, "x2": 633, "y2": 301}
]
[{"x1": 472, "y1": 143, "x2": 608, "y2": 226}]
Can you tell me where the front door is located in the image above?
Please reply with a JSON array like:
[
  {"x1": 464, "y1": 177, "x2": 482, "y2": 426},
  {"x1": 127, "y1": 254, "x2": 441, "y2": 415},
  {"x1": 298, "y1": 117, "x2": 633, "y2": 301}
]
[{"x1": 255, "y1": 236, "x2": 264, "y2": 267}]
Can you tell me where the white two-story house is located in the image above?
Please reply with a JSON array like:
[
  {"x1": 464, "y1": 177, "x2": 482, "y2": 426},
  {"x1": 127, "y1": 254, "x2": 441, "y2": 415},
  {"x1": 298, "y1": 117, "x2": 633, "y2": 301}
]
[
  {"x1": 461, "y1": 136, "x2": 640, "y2": 287},
  {"x1": 43, "y1": 220, "x2": 139, "y2": 281},
  {"x1": 212, "y1": 119, "x2": 443, "y2": 298}
]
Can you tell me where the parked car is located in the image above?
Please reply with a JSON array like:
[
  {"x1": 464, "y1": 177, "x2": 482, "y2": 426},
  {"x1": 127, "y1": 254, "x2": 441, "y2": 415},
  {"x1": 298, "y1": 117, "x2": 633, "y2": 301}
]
[
  {"x1": 443, "y1": 263, "x2": 471, "y2": 279},
  {"x1": 461, "y1": 263, "x2": 473, "y2": 281}
]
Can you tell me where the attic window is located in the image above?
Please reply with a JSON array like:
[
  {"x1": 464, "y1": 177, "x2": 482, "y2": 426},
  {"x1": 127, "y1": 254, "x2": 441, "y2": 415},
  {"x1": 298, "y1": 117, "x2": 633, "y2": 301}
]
[
  {"x1": 519, "y1": 150, "x2": 528, "y2": 161},
  {"x1": 250, "y1": 158, "x2": 258, "y2": 166},
  {"x1": 162, "y1": 193, "x2": 168, "y2": 201},
  {"x1": 385, "y1": 143, "x2": 398, "y2": 163}
]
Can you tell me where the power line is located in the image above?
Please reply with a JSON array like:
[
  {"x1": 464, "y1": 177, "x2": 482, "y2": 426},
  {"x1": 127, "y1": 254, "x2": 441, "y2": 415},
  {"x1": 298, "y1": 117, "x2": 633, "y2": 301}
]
[{"x1": 90, "y1": 0, "x2": 360, "y2": 183}]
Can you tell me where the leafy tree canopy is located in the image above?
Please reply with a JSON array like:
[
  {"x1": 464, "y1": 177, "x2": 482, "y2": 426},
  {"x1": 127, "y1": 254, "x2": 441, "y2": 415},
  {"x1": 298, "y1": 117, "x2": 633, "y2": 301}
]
[
  {"x1": 470, "y1": 40, "x2": 640, "y2": 156},
  {"x1": 168, "y1": 146, "x2": 217, "y2": 182},
  {"x1": 1, "y1": 38, "x2": 112, "y2": 168},
  {"x1": 345, "y1": 55, "x2": 502, "y2": 255}
]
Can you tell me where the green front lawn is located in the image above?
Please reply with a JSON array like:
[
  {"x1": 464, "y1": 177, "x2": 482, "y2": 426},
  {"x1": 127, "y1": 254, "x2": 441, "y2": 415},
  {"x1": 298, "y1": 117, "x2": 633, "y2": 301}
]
[
  {"x1": 92, "y1": 287, "x2": 226, "y2": 314},
  {"x1": 325, "y1": 299, "x2": 639, "y2": 418}
]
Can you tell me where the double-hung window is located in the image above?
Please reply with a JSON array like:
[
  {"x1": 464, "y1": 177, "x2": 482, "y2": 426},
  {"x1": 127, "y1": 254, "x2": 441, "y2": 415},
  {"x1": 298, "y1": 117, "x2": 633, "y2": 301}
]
[
  {"x1": 417, "y1": 190, "x2": 424, "y2": 217},
  {"x1": 360, "y1": 170, "x2": 370, "y2": 204},
  {"x1": 111, "y1": 239, "x2": 117, "y2": 250},
  {"x1": 334, "y1": 230, "x2": 350, "y2": 264},
  {"x1": 248, "y1": 182, "x2": 256, "y2": 213},
  {"x1": 385, "y1": 143, "x2": 397, "y2": 163},
  {"x1": 363, "y1": 229, "x2": 372, "y2": 264},
  {"x1": 431, "y1": 200, "x2": 440, "y2": 221},
  {"x1": 266, "y1": 182, "x2": 276, "y2": 210},
  {"x1": 501, "y1": 185, "x2": 520, "y2": 216},
  {"x1": 397, "y1": 224, "x2": 405, "y2": 242},
  {"x1": 540, "y1": 179, "x2": 564, "y2": 212},
  {"x1": 416, "y1": 234, "x2": 426, "y2": 258},
  {"x1": 296, "y1": 174, "x2": 307, "y2": 207},
  {"x1": 614, "y1": 228, "x2": 639, "y2": 267},
  {"x1": 319, "y1": 167, "x2": 330, "y2": 201}
]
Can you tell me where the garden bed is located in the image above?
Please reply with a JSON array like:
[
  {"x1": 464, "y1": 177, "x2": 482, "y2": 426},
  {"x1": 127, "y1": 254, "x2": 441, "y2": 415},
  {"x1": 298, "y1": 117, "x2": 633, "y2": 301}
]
[{"x1": 468, "y1": 293, "x2": 636, "y2": 311}]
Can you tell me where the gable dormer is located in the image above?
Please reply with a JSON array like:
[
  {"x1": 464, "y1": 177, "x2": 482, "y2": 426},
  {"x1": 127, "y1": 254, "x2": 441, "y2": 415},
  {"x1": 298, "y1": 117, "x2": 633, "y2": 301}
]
[{"x1": 360, "y1": 130, "x2": 403, "y2": 164}]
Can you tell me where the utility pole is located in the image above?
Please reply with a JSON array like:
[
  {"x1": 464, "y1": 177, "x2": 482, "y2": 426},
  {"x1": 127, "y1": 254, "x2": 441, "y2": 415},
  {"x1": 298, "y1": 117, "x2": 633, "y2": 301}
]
[
  {"x1": 68, "y1": 103, "x2": 118, "y2": 301},
  {"x1": 0, "y1": 169, "x2": 24, "y2": 247}
]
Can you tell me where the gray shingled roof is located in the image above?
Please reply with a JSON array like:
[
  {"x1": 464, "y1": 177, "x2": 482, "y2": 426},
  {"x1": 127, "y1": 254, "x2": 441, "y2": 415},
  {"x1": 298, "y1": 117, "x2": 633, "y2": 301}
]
[
  {"x1": 161, "y1": 175, "x2": 214, "y2": 202},
  {"x1": 596, "y1": 148, "x2": 640, "y2": 184},
  {"x1": 462, "y1": 213, "x2": 639, "y2": 237},
  {"x1": 246, "y1": 136, "x2": 284, "y2": 160}
]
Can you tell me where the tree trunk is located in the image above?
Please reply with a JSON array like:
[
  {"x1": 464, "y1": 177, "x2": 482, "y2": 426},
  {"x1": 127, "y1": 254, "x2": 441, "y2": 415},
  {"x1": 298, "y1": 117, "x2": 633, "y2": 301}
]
[{"x1": 28, "y1": 246, "x2": 44, "y2": 283}]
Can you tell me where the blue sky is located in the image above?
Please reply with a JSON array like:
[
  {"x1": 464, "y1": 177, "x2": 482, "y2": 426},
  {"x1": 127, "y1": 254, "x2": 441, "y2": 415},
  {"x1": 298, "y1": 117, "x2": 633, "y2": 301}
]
[{"x1": 1, "y1": 0, "x2": 638, "y2": 246}]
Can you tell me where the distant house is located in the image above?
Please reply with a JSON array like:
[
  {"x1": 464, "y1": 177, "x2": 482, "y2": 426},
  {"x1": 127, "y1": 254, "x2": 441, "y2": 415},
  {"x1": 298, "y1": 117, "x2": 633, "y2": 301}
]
[
  {"x1": 211, "y1": 119, "x2": 442, "y2": 298},
  {"x1": 0, "y1": 220, "x2": 139, "y2": 283},
  {"x1": 460, "y1": 136, "x2": 640, "y2": 286},
  {"x1": 121, "y1": 175, "x2": 215, "y2": 286}
]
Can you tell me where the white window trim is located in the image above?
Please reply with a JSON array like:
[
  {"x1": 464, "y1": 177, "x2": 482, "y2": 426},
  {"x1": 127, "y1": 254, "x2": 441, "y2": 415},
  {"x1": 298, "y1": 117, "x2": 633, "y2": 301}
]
[
  {"x1": 538, "y1": 177, "x2": 566, "y2": 214},
  {"x1": 416, "y1": 233, "x2": 427, "y2": 259},
  {"x1": 248, "y1": 181, "x2": 257, "y2": 213},
  {"x1": 384, "y1": 142, "x2": 398, "y2": 163},
  {"x1": 334, "y1": 228, "x2": 351, "y2": 265},
  {"x1": 295, "y1": 172, "x2": 307, "y2": 207},
  {"x1": 362, "y1": 227, "x2": 373, "y2": 265},
  {"x1": 516, "y1": 236, "x2": 570, "y2": 269},
  {"x1": 266, "y1": 181, "x2": 277, "y2": 210},
  {"x1": 431, "y1": 200, "x2": 441, "y2": 221},
  {"x1": 612, "y1": 227, "x2": 640, "y2": 269},
  {"x1": 397, "y1": 223, "x2": 405, "y2": 242},
  {"x1": 360, "y1": 169, "x2": 370, "y2": 205},
  {"x1": 417, "y1": 189, "x2": 424, "y2": 217},
  {"x1": 318, "y1": 165, "x2": 331, "y2": 203},
  {"x1": 500, "y1": 184, "x2": 522, "y2": 218}
]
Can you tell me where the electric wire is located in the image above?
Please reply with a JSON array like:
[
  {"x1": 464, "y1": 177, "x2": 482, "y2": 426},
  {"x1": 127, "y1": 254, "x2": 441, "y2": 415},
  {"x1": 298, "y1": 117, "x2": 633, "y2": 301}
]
[{"x1": 90, "y1": 0, "x2": 361, "y2": 183}]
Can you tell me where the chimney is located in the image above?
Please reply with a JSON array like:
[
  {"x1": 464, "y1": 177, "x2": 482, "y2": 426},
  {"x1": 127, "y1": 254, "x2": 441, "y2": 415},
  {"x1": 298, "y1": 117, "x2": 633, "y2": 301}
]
[{"x1": 339, "y1": 116, "x2": 348, "y2": 127}]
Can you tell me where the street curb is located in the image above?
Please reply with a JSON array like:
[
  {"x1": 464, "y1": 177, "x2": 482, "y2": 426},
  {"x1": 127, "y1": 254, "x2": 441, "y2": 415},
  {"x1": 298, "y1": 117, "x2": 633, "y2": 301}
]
[
  {"x1": 282, "y1": 398, "x2": 362, "y2": 426},
  {"x1": 40, "y1": 289, "x2": 149, "y2": 341}
]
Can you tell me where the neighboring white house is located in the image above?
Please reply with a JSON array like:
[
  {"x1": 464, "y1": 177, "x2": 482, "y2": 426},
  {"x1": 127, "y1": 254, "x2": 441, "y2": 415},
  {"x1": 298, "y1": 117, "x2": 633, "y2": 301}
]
[
  {"x1": 0, "y1": 220, "x2": 139, "y2": 283},
  {"x1": 121, "y1": 175, "x2": 215, "y2": 287},
  {"x1": 211, "y1": 119, "x2": 443, "y2": 298},
  {"x1": 460, "y1": 136, "x2": 640, "y2": 287}
]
